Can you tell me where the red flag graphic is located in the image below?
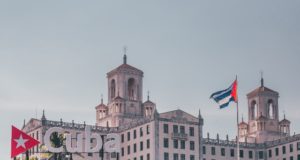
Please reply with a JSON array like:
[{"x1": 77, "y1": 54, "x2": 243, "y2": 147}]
[{"x1": 11, "y1": 125, "x2": 40, "y2": 158}]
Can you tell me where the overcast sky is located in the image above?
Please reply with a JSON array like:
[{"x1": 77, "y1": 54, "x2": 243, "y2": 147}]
[{"x1": 1, "y1": 0, "x2": 300, "y2": 158}]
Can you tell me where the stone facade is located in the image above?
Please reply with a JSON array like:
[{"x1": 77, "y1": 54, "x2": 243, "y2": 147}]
[{"x1": 22, "y1": 55, "x2": 299, "y2": 160}]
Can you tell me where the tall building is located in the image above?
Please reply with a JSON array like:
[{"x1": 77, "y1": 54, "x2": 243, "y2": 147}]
[{"x1": 22, "y1": 55, "x2": 299, "y2": 160}]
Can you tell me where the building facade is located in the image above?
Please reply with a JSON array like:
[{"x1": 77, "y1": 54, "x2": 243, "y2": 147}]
[{"x1": 22, "y1": 55, "x2": 300, "y2": 160}]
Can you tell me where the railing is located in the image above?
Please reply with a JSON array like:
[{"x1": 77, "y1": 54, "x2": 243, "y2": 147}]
[{"x1": 172, "y1": 132, "x2": 188, "y2": 140}]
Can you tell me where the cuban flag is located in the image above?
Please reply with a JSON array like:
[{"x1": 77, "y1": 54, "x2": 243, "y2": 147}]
[{"x1": 210, "y1": 80, "x2": 238, "y2": 109}]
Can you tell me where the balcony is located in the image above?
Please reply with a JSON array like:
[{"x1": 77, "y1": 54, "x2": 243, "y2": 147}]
[{"x1": 172, "y1": 132, "x2": 188, "y2": 140}]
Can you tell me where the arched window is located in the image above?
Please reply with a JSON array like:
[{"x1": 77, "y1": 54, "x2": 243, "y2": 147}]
[
  {"x1": 128, "y1": 78, "x2": 135, "y2": 100},
  {"x1": 268, "y1": 99, "x2": 274, "y2": 119},
  {"x1": 111, "y1": 79, "x2": 116, "y2": 99},
  {"x1": 251, "y1": 101, "x2": 257, "y2": 120}
]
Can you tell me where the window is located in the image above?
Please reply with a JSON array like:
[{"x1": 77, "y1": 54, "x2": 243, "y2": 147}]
[
  {"x1": 190, "y1": 155, "x2": 195, "y2": 160},
  {"x1": 121, "y1": 134, "x2": 124, "y2": 143},
  {"x1": 297, "y1": 142, "x2": 300, "y2": 150},
  {"x1": 173, "y1": 153, "x2": 179, "y2": 160},
  {"x1": 147, "y1": 154, "x2": 150, "y2": 160},
  {"x1": 259, "y1": 151, "x2": 264, "y2": 159},
  {"x1": 146, "y1": 125, "x2": 150, "y2": 134},
  {"x1": 230, "y1": 149, "x2": 234, "y2": 157},
  {"x1": 180, "y1": 154, "x2": 185, "y2": 160},
  {"x1": 173, "y1": 139, "x2": 178, "y2": 149},
  {"x1": 127, "y1": 132, "x2": 130, "y2": 141},
  {"x1": 140, "y1": 141, "x2": 144, "y2": 151},
  {"x1": 180, "y1": 126, "x2": 185, "y2": 133},
  {"x1": 134, "y1": 143, "x2": 137, "y2": 153},
  {"x1": 268, "y1": 149, "x2": 272, "y2": 158},
  {"x1": 164, "y1": 152, "x2": 169, "y2": 160},
  {"x1": 249, "y1": 150, "x2": 253, "y2": 159},
  {"x1": 134, "y1": 130, "x2": 137, "y2": 139},
  {"x1": 180, "y1": 140, "x2": 185, "y2": 149},
  {"x1": 173, "y1": 125, "x2": 178, "y2": 133},
  {"x1": 163, "y1": 124, "x2": 169, "y2": 133},
  {"x1": 211, "y1": 147, "x2": 216, "y2": 155},
  {"x1": 189, "y1": 127, "x2": 194, "y2": 136},
  {"x1": 297, "y1": 155, "x2": 300, "y2": 160},
  {"x1": 275, "y1": 148, "x2": 279, "y2": 156},
  {"x1": 127, "y1": 145, "x2": 130, "y2": 155},
  {"x1": 147, "y1": 139, "x2": 150, "y2": 149},
  {"x1": 190, "y1": 141, "x2": 195, "y2": 150},
  {"x1": 140, "y1": 127, "x2": 143, "y2": 137},
  {"x1": 140, "y1": 155, "x2": 143, "y2": 160},
  {"x1": 121, "y1": 147, "x2": 124, "y2": 156},
  {"x1": 290, "y1": 156, "x2": 294, "y2": 160},
  {"x1": 88, "y1": 153, "x2": 93, "y2": 157},
  {"x1": 221, "y1": 148, "x2": 225, "y2": 156},
  {"x1": 240, "y1": 150, "x2": 244, "y2": 158},
  {"x1": 290, "y1": 144, "x2": 294, "y2": 152},
  {"x1": 202, "y1": 146, "x2": 206, "y2": 154},
  {"x1": 283, "y1": 146, "x2": 287, "y2": 154},
  {"x1": 164, "y1": 138, "x2": 169, "y2": 148}
]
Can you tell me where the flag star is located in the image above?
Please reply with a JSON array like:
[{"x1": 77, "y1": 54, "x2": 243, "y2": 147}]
[{"x1": 14, "y1": 134, "x2": 29, "y2": 149}]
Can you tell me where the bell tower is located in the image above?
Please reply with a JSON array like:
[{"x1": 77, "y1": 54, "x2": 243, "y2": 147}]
[
  {"x1": 246, "y1": 76, "x2": 280, "y2": 142},
  {"x1": 96, "y1": 54, "x2": 144, "y2": 127}
]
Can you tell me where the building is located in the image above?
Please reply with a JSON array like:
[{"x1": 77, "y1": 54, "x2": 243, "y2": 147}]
[{"x1": 22, "y1": 55, "x2": 300, "y2": 160}]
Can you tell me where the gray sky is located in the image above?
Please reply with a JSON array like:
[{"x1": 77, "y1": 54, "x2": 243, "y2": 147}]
[{"x1": 1, "y1": 0, "x2": 300, "y2": 158}]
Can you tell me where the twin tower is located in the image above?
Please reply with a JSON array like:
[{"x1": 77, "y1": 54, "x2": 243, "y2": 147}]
[{"x1": 95, "y1": 55, "x2": 156, "y2": 127}]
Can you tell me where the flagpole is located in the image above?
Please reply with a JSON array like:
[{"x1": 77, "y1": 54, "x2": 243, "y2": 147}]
[{"x1": 236, "y1": 75, "x2": 240, "y2": 160}]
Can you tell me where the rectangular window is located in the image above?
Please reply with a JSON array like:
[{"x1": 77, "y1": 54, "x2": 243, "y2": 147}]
[
  {"x1": 147, "y1": 139, "x2": 150, "y2": 149},
  {"x1": 173, "y1": 139, "x2": 178, "y2": 149},
  {"x1": 297, "y1": 155, "x2": 300, "y2": 160},
  {"x1": 283, "y1": 146, "x2": 287, "y2": 154},
  {"x1": 134, "y1": 130, "x2": 137, "y2": 139},
  {"x1": 121, "y1": 147, "x2": 124, "y2": 156},
  {"x1": 240, "y1": 150, "x2": 244, "y2": 158},
  {"x1": 164, "y1": 152, "x2": 169, "y2": 160},
  {"x1": 180, "y1": 154, "x2": 185, "y2": 160},
  {"x1": 180, "y1": 126, "x2": 185, "y2": 133},
  {"x1": 127, "y1": 145, "x2": 130, "y2": 155},
  {"x1": 221, "y1": 148, "x2": 225, "y2": 156},
  {"x1": 140, "y1": 127, "x2": 143, "y2": 137},
  {"x1": 147, "y1": 153, "x2": 150, "y2": 160},
  {"x1": 164, "y1": 138, "x2": 169, "y2": 148},
  {"x1": 189, "y1": 127, "x2": 194, "y2": 136},
  {"x1": 121, "y1": 134, "x2": 124, "y2": 143},
  {"x1": 297, "y1": 142, "x2": 300, "y2": 150},
  {"x1": 275, "y1": 147, "x2": 279, "y2": 156},
  {"x1": 174, "y1": 153, "x2": 179, "y2": 160},
  {"x1": 180, "y1": 140, "x2": 185, "y2": 149},
  {"x1": 127, "y1": 132, "x2": 130, "y2": 141},
  {"x1": 259, "y1": 151, "x2": 264, "y2": 159},
  {"x1": 146, "y1": 125, "x2": 150, "y2": 134},
  {"x1": 88, "y1": 153, "x2": 93, "y2": 157},
  {"x1": 134, "y1": 143, "x2": 137, "y2": 153},
  {"x1": 190, "y1": 155, "x2": 195, "y2": 160},
  {"x1": 140, "y1": 155, "x2": 143, "y2": 160},
  {"x1": 290, "y1": 143, "x2": 294, "y2": 152},
  {"x1": 190, "y1": 141, "x2": 195, "y2": 150},
  {"x1": 230, "y1": 149, "x2": 234, "y2": 157},
  {"x1": 140, "y1": 141, "x2": 144, "y2": 151},
  {"x1": 202, "y1": 146, "x2": 206, "y2": 154},
  {"x1": 211, "y1": 147, "x2": 216, "y2": 155},
  {"x1": 173, "y1": 125, "x2": 178, "y2": 133},
  {"x1": 249, "y1": 150, "x2": 253, "y2": 159},
  {"x1": 290, "y1": 156, "x2": 294, "y2": 160},
  {"x1": 163, "y1": 124, "x2": 169, "y2": 133},
  {"x1": 268, "y1": 149, "x2": 272, "y2": 158}
]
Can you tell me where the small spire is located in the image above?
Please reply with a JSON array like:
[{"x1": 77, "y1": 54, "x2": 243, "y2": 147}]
[
  {"x1": 147, "y1": 91, "x2": 150, "y2": 101},
  {"x1": 242, "y1": 114, "x2": 244, "y2": 122},
  {"x1": 101, "y1": 94, "x2": 103, "y2": 104},
  {"x1": 198, "y1": 108, "x2": 202, "y2": 119},
  {"x1": 260, "y1": 71, "x2": 264, "y2": 87},
  {"x1": 42, "y1": 109, "x2": 46, "y2": 120},
  {"x1": 123, "y1": 46, "x2": 127, "y2": 64}
]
